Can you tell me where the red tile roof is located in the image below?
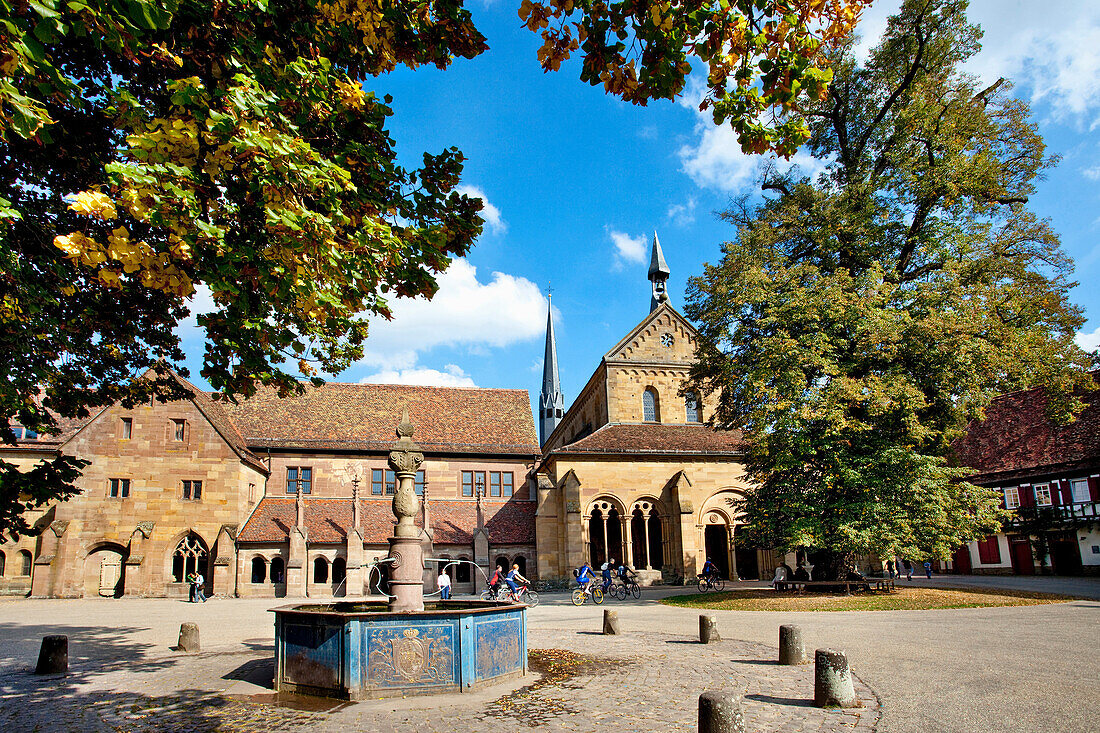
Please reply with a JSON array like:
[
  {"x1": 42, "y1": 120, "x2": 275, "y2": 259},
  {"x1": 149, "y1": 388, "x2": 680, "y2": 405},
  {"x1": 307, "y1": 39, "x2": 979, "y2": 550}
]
[
  {"x1": 952, "y1": 374, "x2": 1100, "y2": 481},
  {"x1": 549, "y1": 422, "x2": 744, "y2": 456},
  {"x1": 219, "y1": 382, "x2": 539, "y2": 456},
  {"x1": 237, "y1": 496, "x2": 535, "y2": 545}
]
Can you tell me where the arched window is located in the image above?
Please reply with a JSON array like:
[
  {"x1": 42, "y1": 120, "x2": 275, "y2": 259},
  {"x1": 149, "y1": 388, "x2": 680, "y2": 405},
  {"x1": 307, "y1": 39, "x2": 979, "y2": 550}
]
[
  {"x1": 171, "y1": 534, "x2": 207, "y2": 583},
  {"x1": 586, "y1": 501, "x2": 624, "y2": 567},
  {"x1": 19, "y1": 550, "x2": 32, "y2": 576},
  {"x1": 270, "y1": 556, "x2": 285, "y2": 584},
  {"x1": 685, "y1": 392, "x2": 701, "y2": 422},
  {"x1": 250, "y1": 556, "x2": 267, "y2": 584},
  {"x1": 332, "y1": 557, "x2": 346, "y2": 585},
  {"x1": 313, "y1": 557, "x2": 329, "y2": 583},
  {"x1": 0, "y1": 550, "x2": 5, "y2": 576},
  {"x1": 642, "y1": 388, "x2": 660, "y2": 422},
  {"x1": 514, "y1": 556, "x2": 527, "y2": 576},
  {"x1": 456, "y1": 556, "x2": 471, "y2": 583}
]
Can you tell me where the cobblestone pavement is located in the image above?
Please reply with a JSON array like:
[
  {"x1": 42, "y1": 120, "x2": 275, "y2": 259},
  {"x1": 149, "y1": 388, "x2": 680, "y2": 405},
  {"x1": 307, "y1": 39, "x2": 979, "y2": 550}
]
[{"x1": 0, "y1": 602, "x2": 878, "y2": 733}]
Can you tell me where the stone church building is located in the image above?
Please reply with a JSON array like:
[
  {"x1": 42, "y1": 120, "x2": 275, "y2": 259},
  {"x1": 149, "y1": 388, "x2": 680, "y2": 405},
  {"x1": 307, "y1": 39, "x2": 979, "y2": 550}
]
[
  {"x1": 0, "y1": 378, "x2": 540, "y2": 598},
  {"x1": 534, "y1": 235, "x2": 778, "y2": 584}
]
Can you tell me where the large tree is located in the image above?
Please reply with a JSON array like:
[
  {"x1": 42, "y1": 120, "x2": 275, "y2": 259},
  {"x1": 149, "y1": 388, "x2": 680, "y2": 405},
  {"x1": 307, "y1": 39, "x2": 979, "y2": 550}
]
[
  {"x1": 0, "y1": 0, "x2": 870, "y2": 534},
  {"x1": 684, "y1": 0, "x2": 1095, "y2": 578}
]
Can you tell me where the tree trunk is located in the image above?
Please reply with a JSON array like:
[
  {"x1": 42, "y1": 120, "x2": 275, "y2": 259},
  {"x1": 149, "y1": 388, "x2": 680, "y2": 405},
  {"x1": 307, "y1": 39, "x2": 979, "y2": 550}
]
[{"x1": 809, "y1": 549, "x2": 853, "y2": 581}]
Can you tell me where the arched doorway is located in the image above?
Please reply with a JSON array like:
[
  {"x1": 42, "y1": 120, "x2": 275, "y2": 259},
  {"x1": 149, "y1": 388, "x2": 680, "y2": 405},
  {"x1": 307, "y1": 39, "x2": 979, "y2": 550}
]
[
  {"x1": 587, "y1": 500, "x2": 624, "y2": 567},
  {"x1": 84, "y1": 545, "x2": 127, "y2": 598},
  {"x1": 630, "y1": 500, "x2": 665, "y2": 570},
  {"x1": 702, "y1": 514, "x2": 731, "y2": 580},
  {"x1": 171, "y1": 533, "x2": 209, "y2": 595}
]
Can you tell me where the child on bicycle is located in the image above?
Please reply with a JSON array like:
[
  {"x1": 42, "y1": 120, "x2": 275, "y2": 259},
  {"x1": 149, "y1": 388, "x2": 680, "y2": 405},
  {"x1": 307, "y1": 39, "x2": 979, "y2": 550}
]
[
  {"x1": 600, "y1": 558, "x2": 616, "y2": 593},
  {"x1": 575, "y1": 562, "x2": 595, "y2": 594},
  {"x1": 505, "y1": 563, "x2": 529, "y2": 600},
  {"x1": 488, "y1": 565, "x2": 505, "y2": 598}
]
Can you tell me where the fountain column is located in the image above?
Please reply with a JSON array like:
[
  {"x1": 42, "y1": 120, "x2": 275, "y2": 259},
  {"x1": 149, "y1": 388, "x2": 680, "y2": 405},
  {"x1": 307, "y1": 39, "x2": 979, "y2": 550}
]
[{"x1": 387, "y1": 407, "x2": 425, "y2": 612}]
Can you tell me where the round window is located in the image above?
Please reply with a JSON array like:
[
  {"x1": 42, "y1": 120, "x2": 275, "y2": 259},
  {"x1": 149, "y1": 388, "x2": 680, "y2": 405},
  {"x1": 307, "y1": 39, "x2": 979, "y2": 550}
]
[{"x1": 661, "y1": 333, "x2": 674, "y2": 347}]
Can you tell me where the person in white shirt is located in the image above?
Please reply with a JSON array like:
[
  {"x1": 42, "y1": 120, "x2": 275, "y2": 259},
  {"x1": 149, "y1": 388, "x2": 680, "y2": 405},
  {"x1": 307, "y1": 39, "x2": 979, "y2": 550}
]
[{"x1": 438, "y1": 569, "x2": 452, "y2": 600}]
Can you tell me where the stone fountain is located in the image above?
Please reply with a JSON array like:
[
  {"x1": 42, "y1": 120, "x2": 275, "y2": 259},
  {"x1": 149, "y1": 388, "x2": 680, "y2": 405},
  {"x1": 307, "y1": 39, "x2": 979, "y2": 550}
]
[{"x1": 271, "y1": 410, "x2": 527, "y2": 699}]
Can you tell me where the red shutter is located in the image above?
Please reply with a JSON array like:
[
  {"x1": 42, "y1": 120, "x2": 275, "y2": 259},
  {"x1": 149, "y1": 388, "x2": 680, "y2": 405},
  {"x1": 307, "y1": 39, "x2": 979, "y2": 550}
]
[
  {"x1": 1018, "y1": 485, "x2": 1034, "y2": 508},
  {"x1": 1089, "y1": 476, "x2": 1099, "y2": 502}
]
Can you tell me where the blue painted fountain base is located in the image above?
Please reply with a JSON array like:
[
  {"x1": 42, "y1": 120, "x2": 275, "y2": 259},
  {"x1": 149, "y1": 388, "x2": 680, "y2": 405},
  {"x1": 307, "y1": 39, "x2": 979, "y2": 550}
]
[{"x1": 272, "y1": 601, "x2": 527, "y2": 700}]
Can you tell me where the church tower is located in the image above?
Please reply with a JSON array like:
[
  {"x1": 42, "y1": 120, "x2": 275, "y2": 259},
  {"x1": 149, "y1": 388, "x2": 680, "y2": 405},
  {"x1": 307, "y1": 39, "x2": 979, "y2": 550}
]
[
  {"x1": 539, "y1": 293, "x2": 564, "y2": 445},
  {"x1": 648, "y1": 232, "x2": 670, "y2": 312}
]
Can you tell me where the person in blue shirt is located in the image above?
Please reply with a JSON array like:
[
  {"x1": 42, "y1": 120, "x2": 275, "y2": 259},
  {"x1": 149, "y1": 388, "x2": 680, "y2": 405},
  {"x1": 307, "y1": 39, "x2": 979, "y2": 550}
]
[
  {"x1": 504, "y1": 563, "x2": 530, "y2": 599},
  {"x1": 600, "y1": 558, "x2": 616, "y2": 592},
  {"x1": 575, "y1": 562, "x2": 595, "y2": 593},
  {"x1": 701, "y1": 558, "x2": 718, "y2": 581}
]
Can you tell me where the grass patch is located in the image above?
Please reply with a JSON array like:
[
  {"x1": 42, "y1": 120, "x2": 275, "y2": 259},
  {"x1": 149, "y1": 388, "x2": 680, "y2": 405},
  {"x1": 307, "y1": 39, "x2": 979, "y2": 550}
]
[{"x1": 659, "y1": 586, "x2": 1083, "y2": 612}]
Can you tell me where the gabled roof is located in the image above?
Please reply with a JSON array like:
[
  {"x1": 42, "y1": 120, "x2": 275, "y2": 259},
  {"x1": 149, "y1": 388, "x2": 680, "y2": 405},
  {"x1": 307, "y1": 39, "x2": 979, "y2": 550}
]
[
  {"x1": 603, "y1": 302, "x2": 699, "y2": 361},
  {"x1": 952, "y1": 373, "x2": 1100, "y2": 481},
  {"x1": 548, "y1": 422, "x2": 744, "y2": 457},
  {"x1": 237, "y1": 496, "x2": 535, "y2": 545},
  {"x1": 220, "y1": 382, "x2": 539, "y2": 455}
]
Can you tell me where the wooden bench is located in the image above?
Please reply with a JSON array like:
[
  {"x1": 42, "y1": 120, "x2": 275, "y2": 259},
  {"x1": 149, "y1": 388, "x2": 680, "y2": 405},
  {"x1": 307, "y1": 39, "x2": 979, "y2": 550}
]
[{"x1": 774, "y1": 578, "x2": 895, "y2": 594}]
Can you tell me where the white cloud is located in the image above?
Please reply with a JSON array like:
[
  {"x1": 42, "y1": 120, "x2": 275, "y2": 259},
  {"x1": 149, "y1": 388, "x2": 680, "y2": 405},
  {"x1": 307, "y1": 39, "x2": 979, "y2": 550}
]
[
  {"x1": 608, "y1": 229, "x2": 647, "y2": 269},
  {"x1": 963, "y1": 1, "x2": 1100, "y2": 128},
  {"x1": 666, "y1": 198, "x2": 697, "y2": 227},
  {"x1": 1082, "y1": 165, "x2": 1100, "y2": 181},
  {"x1": 1076, "y1": 326, "x2": 1100, "y2": 353},
  {"x1": 457, "y1": 185, "x2": 507, "y2": 235},
  {"x1": 359, "y1": 364, "x2": 477, "y2": 388},
  {"x1": 854, "y1": 1, "x2": 1100, "y2": 128},
  {"x1": 358, "y1": 258, "x2": 546, "y2": 368}
]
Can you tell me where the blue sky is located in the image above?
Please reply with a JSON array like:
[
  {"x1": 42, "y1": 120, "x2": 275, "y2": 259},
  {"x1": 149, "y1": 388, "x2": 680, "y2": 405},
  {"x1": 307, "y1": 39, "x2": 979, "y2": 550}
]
[{"x1": 180, "y1": 0, "x2": 1100, "y2": 413}]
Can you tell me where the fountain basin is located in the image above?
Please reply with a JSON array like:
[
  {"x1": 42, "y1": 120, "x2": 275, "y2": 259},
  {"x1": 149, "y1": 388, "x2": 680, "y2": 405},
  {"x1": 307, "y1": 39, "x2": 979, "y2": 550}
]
[{"x1": 272, "y1": 600, "x2": 527, "y2": 700}]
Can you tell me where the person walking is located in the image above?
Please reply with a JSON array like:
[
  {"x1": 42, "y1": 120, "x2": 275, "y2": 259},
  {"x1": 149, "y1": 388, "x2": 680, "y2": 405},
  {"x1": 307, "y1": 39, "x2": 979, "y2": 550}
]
[
  {"x1": 437, "y1": 568, "x2": 452, "y2": 600},
  {"x1": 924, "y1": 560, "x2": 933, "y2": 579},
  {"x1": 903, "y1": 560, "x2": 913, "y2": 581},
  {"x1": 186, "y1": 572, "x2": 197, "y2": 602},
  {"x1": 194, "y1": 572, "x2": 207, "y2": 602}
]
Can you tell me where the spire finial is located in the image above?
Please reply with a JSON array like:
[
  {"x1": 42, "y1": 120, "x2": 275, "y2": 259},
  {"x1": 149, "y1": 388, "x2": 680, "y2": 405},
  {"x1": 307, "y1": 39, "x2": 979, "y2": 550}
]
[
  {"x1": 648, "y1": 231, "x2": 670, "y2": 312},
  {"x1": 540, "y1": 291, "x2": 564, "y2": 446}
]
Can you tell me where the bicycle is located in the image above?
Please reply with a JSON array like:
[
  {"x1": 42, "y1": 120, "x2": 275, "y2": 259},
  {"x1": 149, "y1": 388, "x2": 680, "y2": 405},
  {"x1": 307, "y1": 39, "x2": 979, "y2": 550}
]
[
  {"x1": 481, "y1": 584, "x2": 540, "y2": 607},
  {"x1": 608, "y1": 577, "x2": 641, "y2": 601},
  {"x1": 696, "y1": 574, "x2": 725, "y2": 592},
  {"x1": 570, "y1": 584, "x2": 604, "y2": 605}
]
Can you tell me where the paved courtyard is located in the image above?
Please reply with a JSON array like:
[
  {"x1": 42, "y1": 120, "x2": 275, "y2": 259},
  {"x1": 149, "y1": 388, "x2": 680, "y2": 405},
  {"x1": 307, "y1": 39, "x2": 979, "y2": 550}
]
[{"x1": 0, "y1": 575, "x2": 1096, "y2": 732}]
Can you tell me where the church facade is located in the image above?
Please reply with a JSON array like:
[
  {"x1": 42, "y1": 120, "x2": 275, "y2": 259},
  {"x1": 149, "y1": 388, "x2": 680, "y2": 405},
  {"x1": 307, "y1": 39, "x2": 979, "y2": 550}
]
[{"x1": 533, "y1": 235, "x2": 780, "y2": 584}]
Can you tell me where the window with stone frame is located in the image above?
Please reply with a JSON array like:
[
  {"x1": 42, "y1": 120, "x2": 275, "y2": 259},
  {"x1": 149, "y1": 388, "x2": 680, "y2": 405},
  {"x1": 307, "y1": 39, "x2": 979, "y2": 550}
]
[
  {"x1": 1003, "y1": 486, "x2": 1020, "y2": 510},
  {"x1": 1033, "y1": 484, "x2": 1052, "y2": 507},
  {"x1": 461, "y1": 471, "x2": 474, "y2": 497},
  {"x1": 286, "y1": 466, "x2": 312, "y2": 494},
  {"x1": 108, "y1": 478, "x2": 130, "y2": 498},
  {"x1": 181, "y1": 480, "x2": 203, "y2": 500},
  {"x1": 685, "y1": 392, "x2": 702, "y2": 422},
  {"x1": 0, "y1": 550, "x2": 5, "y2": 576},
  {"x1": 171, "y1": 418, "x2": 186, "y2": 441},
  {"x1": 642, "y1": 387, "x2": 660, "y2": 422},
  {"x1": 489, "y1": 471, "x2": 501, "y2": 497},
  {"x1": 502, "y1": 472, "x2": 513, "y2": 497},
  {"x1": 19, "y1": 550, "x2": 31, "y2": 576},
  {"x1": 120, "y1": 417, "x2": 132, "y2": 439}
]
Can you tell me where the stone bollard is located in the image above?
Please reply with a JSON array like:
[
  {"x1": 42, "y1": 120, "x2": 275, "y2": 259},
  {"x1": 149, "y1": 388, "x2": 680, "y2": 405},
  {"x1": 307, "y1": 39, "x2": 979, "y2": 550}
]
[
  {"x1": 602, "y1": 609, "x2": 620, "y2": 635},
  {"x1": 34, "y1": 635, "x2": 68, "y2": 675},
  {"x1": 177, "y1": 622, "x2": 200, "y2": 652},
  {"x1": 699, "y1": 614, "x2": 721, "y2": 644},
  {"x1": 698, "y1": 690, "x2": 745, "y2": 733},
  {"x1": 779, "y1": 624, "x2": 809, "y2": 665},
  {"x1": 814, "y1": 648, "x2": 857, "y2": 708}
]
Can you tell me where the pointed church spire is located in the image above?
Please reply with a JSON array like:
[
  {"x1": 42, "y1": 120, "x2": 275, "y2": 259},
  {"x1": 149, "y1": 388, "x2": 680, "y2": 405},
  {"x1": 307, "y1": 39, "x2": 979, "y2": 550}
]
[
  {"x1": 539, "y1": 290, "x2": 564, "y2": 445},
  {"x1": 648, "y1": 231, "x2": 670, "y2": 312}
]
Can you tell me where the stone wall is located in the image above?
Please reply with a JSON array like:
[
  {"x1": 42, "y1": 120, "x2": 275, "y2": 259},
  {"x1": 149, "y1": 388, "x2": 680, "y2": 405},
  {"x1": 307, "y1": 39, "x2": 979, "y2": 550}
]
[{"x1": 30, "y1": 399, "x2": 264, "y2": 598}]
